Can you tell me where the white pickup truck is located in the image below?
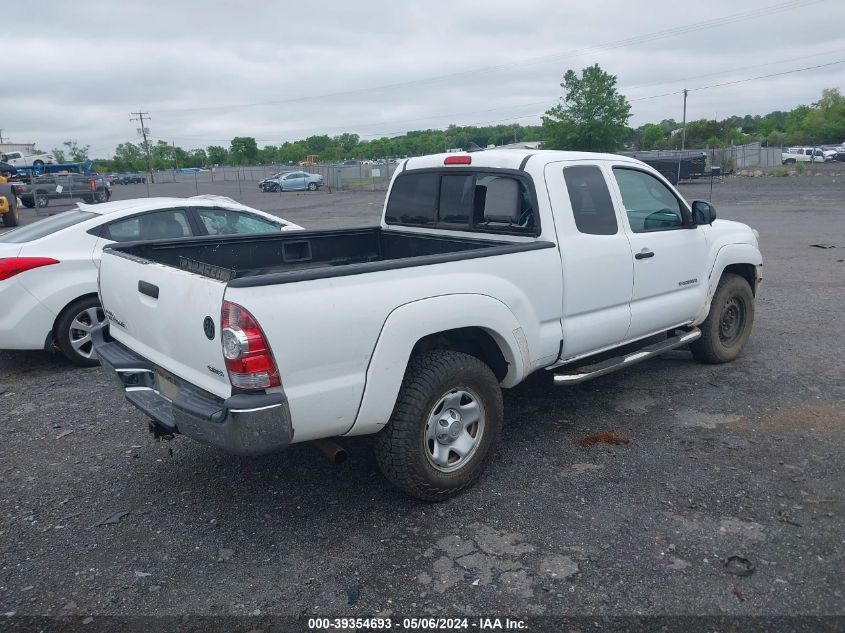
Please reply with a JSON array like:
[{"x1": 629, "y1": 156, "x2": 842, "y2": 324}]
[{"x1": 93, "y1": 149, "x2": 762, "y2": 500}]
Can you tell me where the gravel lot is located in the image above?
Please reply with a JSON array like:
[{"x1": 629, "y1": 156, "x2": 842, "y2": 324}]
[{"x1": 1, "y1": 174, "x2": 843, "y2": 624}]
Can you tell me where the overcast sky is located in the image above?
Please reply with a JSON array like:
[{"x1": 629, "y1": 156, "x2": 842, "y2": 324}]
[{"x1": 3, "y1": 0, "x2": 844, "y2": 158}]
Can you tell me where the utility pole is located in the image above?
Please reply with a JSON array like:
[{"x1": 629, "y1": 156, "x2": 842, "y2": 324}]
[
  {"x1": 130, "y1": 110, "x2": 155, "y2": 184},
  {"x1": 0, "y1": 129, "x2": 5, "y2": 144},
  {"x1": 677, "y1": 88, "x2": 688, "y2": 184}
]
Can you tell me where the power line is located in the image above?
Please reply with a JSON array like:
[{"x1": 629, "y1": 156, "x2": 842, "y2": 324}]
[
  {"x1": 153, "y1": 0, "x2": 823, "y2": 115},
  {"x1": 359, "y1": 58, "x2": 845, "y2": 138}
]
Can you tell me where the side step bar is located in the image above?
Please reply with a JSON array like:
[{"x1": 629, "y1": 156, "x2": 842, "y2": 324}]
[{"x1": 553, "y1": 328, "x2": 701, "y2": 386}]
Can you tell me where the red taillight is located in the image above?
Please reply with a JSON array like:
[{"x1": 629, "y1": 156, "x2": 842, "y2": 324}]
[
  {"x1": 444, "y1": 155, "x2": 471, "y2": 165},
  {"x1": 220, "y1": 300, "x2": 280, "y2": 390},
  {"x1": 0, "y1": 257, "x2": 60, "y2": 282}
]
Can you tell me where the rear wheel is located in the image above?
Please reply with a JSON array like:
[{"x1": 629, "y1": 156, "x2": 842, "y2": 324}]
[
  {"x1": 55, "y1": 296, "x2": 107, "y2": 367},
  {"x1": 33, "y1": 160, "x2": 44, "y2": 167},
  {"x1": 374, "y1": 350, "x2": 503, "y2": 501},
  {"x1": 35, "y1": 192, "x2": 49, "y2": 208},
  {"x1": 690, "y1": 273, "x2": 755, "y2": 364},
  {"x1": 94, "y1": 190, "x2": 109, "y2": 203},
  {"x1": 784, "y1": 158, "x2": 796, "y2": 165}
]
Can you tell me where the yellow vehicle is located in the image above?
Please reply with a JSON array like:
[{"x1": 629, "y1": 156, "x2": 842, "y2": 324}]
[
  {"x1": 299, "y1": 154, "x2": 319, "y2": 167},
  {"x1": 0, "y1": 183, "x2": 20, "y2": 227}
]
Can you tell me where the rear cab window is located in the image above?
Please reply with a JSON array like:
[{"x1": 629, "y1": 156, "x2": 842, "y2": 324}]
[
  {"x1": 385, "y1": 170, "x2": 538, "y2": 235},
  {"x1": 0, "y1": 210, "x2": 97, "y2": 243},
  {"x1": 102, "y1": 209, "x2": 192, "y2": 242}
]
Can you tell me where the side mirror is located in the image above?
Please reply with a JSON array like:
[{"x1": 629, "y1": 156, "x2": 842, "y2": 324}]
[{"x1": 692, "y1": 200, "x2": 717, "y2": 225}]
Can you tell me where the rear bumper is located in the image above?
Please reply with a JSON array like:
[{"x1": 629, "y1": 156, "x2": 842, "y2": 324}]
[{"x1": 92, "y1": 325, "x2": 293, "y2": 456}]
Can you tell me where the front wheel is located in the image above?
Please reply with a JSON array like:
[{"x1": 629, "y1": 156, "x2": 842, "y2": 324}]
[
  {"x1": 784, "y1": 158, "x2": 796, "y2": 165},
  {"x1": 55, "y1": 296, "x2": 107, "y2": 367},
  {"x1": 307, "y1": 182, "x2": 318, "y2": 191},
  {"x1": 690, "y1": 273, "x2": 755, "y2": 364},
  {"x1": 374, "y1": 350, "x2": 503, "y2": 501}
]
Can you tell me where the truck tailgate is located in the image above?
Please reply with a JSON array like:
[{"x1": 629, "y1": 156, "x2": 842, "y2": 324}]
[{"x1": 98, "y1": 249, "x2": 231, "y2": 398}]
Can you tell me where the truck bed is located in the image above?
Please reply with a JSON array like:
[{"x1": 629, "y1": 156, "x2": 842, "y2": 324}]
[{"x1": 107, "y1": 227, "x2": 554, "y2": 287}]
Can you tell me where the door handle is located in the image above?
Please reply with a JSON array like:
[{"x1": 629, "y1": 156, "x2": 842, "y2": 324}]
[
  {"x1": 138, "y1": 280, "x2": 159, "y2": 299},
  {"x1": 635, "y1": 250, "x2": 655, "y2": 260}
]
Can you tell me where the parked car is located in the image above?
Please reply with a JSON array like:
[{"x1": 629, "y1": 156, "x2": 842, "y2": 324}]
[
  {"x1": 258, "y1": 171, "x2": 291, "y2": 191},
  {"x1": 16, "y1": 173, "x2": 111, "y2": 208},
  {"x1": 1, "y1": 151, "x2": 56, "y2": 167},
  {"x1": 0, "y1": 195, "x2": 302, "y2": 365},
  {"x1": 120, "y1": 173, "x2": 147, "y2": 184},
  {"x1": 92, "y1": 149, "x2": 762, "y2": 500},
  {"x1": 260, "y1": 171, "x2": 324, "y2": 192},
  {"x1": 828, "y1": 147, "x2": 845, "y2": 162},
  {"x1": 0, "y1": 161, "x2": 18, "y2": 176},
  {"x1": 781, "y1": 147, "x2": 829, "y2": 164}
]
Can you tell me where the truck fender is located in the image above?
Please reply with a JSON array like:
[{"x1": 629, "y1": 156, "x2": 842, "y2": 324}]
[
  {"x1": 694, "y1": 243, "x2": 762, "y2": 324},
  {"x1": 346, "y1": 293, "x2": 526, "y2": 437}
]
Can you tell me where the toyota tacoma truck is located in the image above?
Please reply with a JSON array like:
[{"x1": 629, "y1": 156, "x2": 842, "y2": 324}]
[{"x1": 92, "y1": 149, "x2": 763, "y2": 500}]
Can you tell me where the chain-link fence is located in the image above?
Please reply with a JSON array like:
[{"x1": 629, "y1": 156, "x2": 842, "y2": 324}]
[{"x1": 145, "y1": 162, "x2": 402, "y2": 192}]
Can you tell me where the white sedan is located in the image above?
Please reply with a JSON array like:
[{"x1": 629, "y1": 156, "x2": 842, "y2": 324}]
[{"x1": 0, "y1": 195, "x2": 302, "y2": 365}]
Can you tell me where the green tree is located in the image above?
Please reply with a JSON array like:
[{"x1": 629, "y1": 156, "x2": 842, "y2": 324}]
[
  {"x1": 63, "y1": 140, "x2": 90, "y2": 162},
  {"x1": 229, "y1": 137, "x2": 259, "y2": 165},
  {"x1": 542, "y1": 64, "x2": 631, "y2": 151},
  {"x1": 637, "y1": 123, "x2": 666, "y2": 149},
  {"x1": 278, "y1": 142, "x2": 306, "y2": 164},
  {"x1": 113, "y1": 142, "x2": 144, "y2": 172},
  {"x1": 207, "y1": 145, "x2": 228, "y2": 165},
  {"x1": 51, "y1": 147, "x2": 67, "y2": 162}
]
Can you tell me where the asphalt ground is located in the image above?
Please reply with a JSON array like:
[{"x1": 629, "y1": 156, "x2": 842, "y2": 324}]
[{"x1": 1, "y1": 174, "x2": 844, "y2": 626}]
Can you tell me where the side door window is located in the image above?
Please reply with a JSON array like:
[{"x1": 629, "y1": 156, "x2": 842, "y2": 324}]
[
  {"x1": 563, "y1": 165, "x2": 618, "y2": 235},
  {"x1": 102, "y1": 209, "x2": 192, "y2": 242},
  {"x1": 612, "y1": 168, "x2": 685, "y2": 232},
  {"x1": 194, "y1": 207, "x2": 283, "y2": 235}
]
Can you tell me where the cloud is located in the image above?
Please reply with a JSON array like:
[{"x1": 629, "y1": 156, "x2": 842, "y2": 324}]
[{"x1": 3, "y1": 0, "x2": 843, "y2": 156}]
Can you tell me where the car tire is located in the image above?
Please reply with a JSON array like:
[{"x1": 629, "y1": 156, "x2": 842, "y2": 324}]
[
  {"x1": 690, "y1": 273, "x2": 755, "y2": 364},
  {"x1": 374, "y1": 350, "x2": 503, "y2": 501},
  {"x1": 33, "y1": 160, "x2": 44, "y2": 167},
  {"x1": 94, "y1": 190, "x2": 108, "y2": 203},
  {"x1": 2, "y1": 199, "x2": 19, "y2": 227},
  {"x1": 307, "y1": 182, "x2": 318, "y2": 191},
  {"x1": 35, "y1": 192, "x2": 49, "y2": 208},
  {"x1": 55, "y1": 296, "x2": 107, "y2": 367},
  {"x1": 784, "y1": 159, "x2": 796, "y2": 165}
]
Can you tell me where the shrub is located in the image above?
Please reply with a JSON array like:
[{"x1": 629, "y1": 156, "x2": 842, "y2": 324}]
[
  {"x1": 795, "y1": 162, "x2": 805, "y2": 174},
  {"x1": 771, "y1": 166, "x2": 789, "y2": 177}
]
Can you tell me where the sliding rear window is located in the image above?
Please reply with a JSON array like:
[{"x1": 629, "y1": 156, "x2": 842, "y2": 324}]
[{"x1": 385, "y1": 170, "x2": 538, "y2": 235}]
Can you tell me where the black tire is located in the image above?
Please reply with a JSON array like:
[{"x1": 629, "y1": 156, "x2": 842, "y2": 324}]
[
  {"x1": 307, "y1": 182, "x2": 317, "y2": 191},
  {"x1": 2, "y1": 199, "x2": 19, "y2": 227},
  {"x1": 55, "y1": 296, "x2": 106, "y2": 367},
  {"x1": 690, "y1": 273, "x2": 755, "y2": 364},
  {"x1": 374, "y1": 350, "x2": 503, "y2": 501},
  {"x1": 94, "y1": 189, "x2": 109, "y2": 203},
  {"x1": 33, "y1": 160, "x2": 44, "y2": 167},
  {"x1": 784, "y1": 158, "x2": 796, "y2": 165},
  {"x1": 34, "y1": 192, "x2": 49, "y2": 208}
]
